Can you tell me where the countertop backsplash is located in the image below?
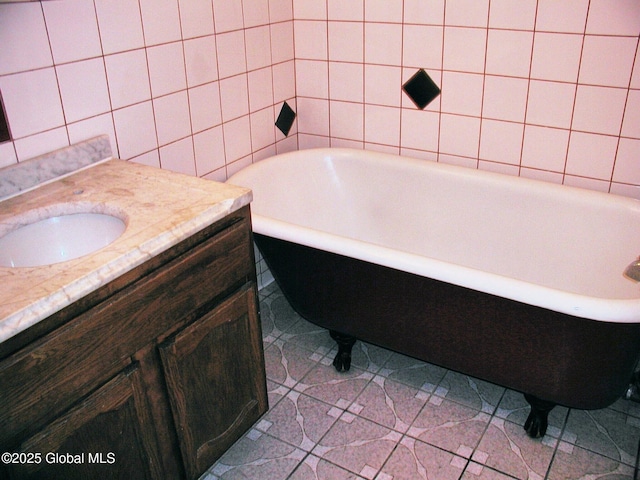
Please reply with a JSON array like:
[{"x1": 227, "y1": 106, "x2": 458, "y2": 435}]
[{"x1": 0, "y1": 135, "x2": 112, "y2": 201}]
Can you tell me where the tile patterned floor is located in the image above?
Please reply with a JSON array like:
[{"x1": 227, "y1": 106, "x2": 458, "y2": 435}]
[{"x1": 200, "y1": 283, "x2": 640, "y2": 480}]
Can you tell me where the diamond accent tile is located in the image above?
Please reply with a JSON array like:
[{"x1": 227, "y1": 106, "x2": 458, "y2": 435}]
[
  {"x1": 275, "y1": 101, "x2": 296, "y2": 136},
  {"x1": 402, "y1": 68, "x2": 441, "y2": 109}
]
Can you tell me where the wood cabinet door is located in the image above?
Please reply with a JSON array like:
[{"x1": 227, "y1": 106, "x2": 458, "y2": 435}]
[
  {"x1": 4, "y1": 366, "x2": 159, "y2": 480},
  {"x1": 159, "y1": 286, "x2": 267, "y2": 479}
]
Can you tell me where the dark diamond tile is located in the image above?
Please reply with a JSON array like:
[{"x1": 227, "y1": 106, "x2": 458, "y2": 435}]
[
  {"x1": 275, "y1": 101, "x2": 296, "y2": 136},
  {"x1": 402, "y1": 69, "x2": 441, "y2": 110}
]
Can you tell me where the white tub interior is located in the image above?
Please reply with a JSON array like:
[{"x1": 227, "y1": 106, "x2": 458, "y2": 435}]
[{"x1": 228, "y1": 148, "x2": 640, "y2": 322}]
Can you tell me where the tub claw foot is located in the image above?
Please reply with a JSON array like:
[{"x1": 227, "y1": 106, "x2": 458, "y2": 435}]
[
  {"x1": 330, "y1": 330, "x2": 356, "y2": 372},
  {"x1": 524, "y1": 394, "x2": 556, "y2": 438}
]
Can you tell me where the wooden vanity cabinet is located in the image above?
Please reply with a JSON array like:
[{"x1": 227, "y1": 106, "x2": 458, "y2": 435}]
[
  {"x1": 160, "y1": 287, "x2": 264, "y2": 479},
  {"x1": 0, "y1": 206, "x2": 268, "y2": 480}
]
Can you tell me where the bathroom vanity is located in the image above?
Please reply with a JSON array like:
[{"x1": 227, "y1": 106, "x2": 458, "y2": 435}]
[{"x1": 0, "y1": 158, "x2": 267, "y2": 479}]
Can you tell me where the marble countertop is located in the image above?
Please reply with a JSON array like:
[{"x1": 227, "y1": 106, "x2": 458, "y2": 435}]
[{"x1": 0, "y1": 159, "x2": 252, "y2": 343}]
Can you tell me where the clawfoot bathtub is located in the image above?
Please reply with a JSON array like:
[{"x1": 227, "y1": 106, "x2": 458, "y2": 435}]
[{"x1": 228, "y1": 148, "x2": 640, "y2": 438}]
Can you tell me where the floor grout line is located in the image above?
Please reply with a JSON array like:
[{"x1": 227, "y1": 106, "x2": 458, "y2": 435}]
[{"x1": 205, "y1": 287, "x2": 640, "y2": 479}]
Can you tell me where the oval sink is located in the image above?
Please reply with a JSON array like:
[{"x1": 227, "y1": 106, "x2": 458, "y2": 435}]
[{"x1": 0, "y1": 213, "x2": 126, "y2": 268}]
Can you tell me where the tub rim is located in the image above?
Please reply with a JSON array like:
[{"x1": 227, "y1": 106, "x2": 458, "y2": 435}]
[{"x1": 229, "y1": 148, "x2": 640, "y2": 324}]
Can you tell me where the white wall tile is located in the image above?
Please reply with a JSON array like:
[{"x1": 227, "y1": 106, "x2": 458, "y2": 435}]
[
  {"x1": 0, "y1": 4, "x2": 52, "y2": 75},
  {"x1": 535, "y1": 0, "x2": 588, "y2": 34},
  {"x1": 563, "y1": 175, "x2": 609, "y2": 192},
  {"x1": 297, "y1": 97, "x2": 329, "y2": 136},
  {"x1": 328, "y1": 22, "x2": 363, "y2": 63},
  {"x1": 147, "y1": 42, "x2": 187, "y2": 97},
  {"x1": 488, "y1": 0, "x2": 536, "y2": 30},
  {"x1": 531, "y1": 33, "x2": 582, "y2": 83},
  {"x1": 295, "y1": 60, "x2": 327, "y2": 98},
  {"x1": 328, "y1": 62, "x2": 362, "y2": 103},
  {"x1": 140, "y1": 0, "x2": 182, "y2": 46},
  {"x1": 244, "y1": 0, "x2": 270, "y2": 28},
  {"x1": 622, "y1": 89, "x2": 640, "y2": 139},
  {"x1": 403, "y1": 0, "x2": 444, "y2": 25},
  {"x1": 293, "y1": 0, "x2": 325, "y2": 20},
  {"x1": 479, "y1": 119, "x2": 524, "y2": 165},
  {"x1": 57, "y1": 58, "x2": 111, "y2": 123},
  {"x1": 328, "y1": 0, "x2": 363, "y2": 21},
  {"x1": 586, "y1": 0, "x2": 640, "y2": 36},
  {"x1": 364, "y1": 65, "x2": 401, "y2": 107},
  {"x1": 43, "y1": 0, "x2": 102, "y2": 64},
  {"x1": 213, "y1": 0, "x2": 245, "y2": 32},
  {"x1": 0, "y1": 69, "x2": 64, "y2": 138},
  {"x1": 0, "y1": 142, "x2": 17, "y2": 168},
  {"x1": 270, "y1": 21, "x2": 294, "y2": 64},
  {"x1": 225, "y1": 152, "x2": 252, "y2": 176},
  {"x1": 572, "y1": 85, "x2": 627, "y2": 136},
  {"x1": 248, "y1": 67, "x2": 274, "y2": 112},
  {"x1": 105, "y1": 49, "x2": 151, "y2": 109},
  {"x1": 485, "y1": 30, "x2": 533, "y2": 78},
  {"x1": 294, "y1": 20, "x2": 327, "y2": 60},
  {"x1": 611, "y1": 182, "x2": 640, "y2": 199},
  {"x1": 439, "y1": 114, "x2": 480, "y2": 158},
  {"x1": 329, "y1": 100, "x2": 363, "y2": 142},
  {"x1": 613, "y1": 138, "x2": 640, "y2": 184},
  {"x1": 194, "y1": 126, "x2": 226, "y2": 176},
  {"x1": 223, "y1": 115, "x2": 252, "y2": 161},
  {"x1": 130, "y1": 149, "x2": 160, "y2": 168},
  {"x1": 94, "y1": 0, "x2": 145, "y2": 55},
  {"x1": 67, "y1": 113, "x2": 117, "y2": 156},
  {"x1": 112, "y1": 101, "x2": 157, "y2": 159},
  {"x1": 631, "y1": 48, "x2": 640, "y2": 89},
  {"x1": 159, "y1": 137, "x2": 195, "y2": 175},
  {"x1": 444, "y1": 0, "x2": 488, "y2": 27},
  {"x1": 245, "y1": 26, "x2": 273, "y2": 71},
  {"x1": 365, "y1": 0, "x2": 403, "y2": 23},
  {"x1": 482, "y1": 76, "x2": 528, "y2": 123},
  {"x1": 153, "y1": 91, "x2": 191, "y2": 146},
  {"x1": 184, "y1": 36, "x2": 219, "y2": 88},
  {"x1": 269, "y1": 0, "x2": 294, "y2": 23},
  {"x1": 521, "y1": 126, "x2": 569, "y2": 173},
  {"x1": 440, "y1": 71, "x2": 483, "y2": 116},
  {"x1": 400, "y1": 109, "x2": 439, "y2": 151},
  {"x1": 250, "y1": 107, "x2": 276, "y2": 151},
  {"x1": 216, "y1": 30, "x2": 248, "y2": 79},
  {"x1": 403, "y1": 25, "x2": 443, "y2": 70},
  {"x1": 14, "y1": 127, "x2": 69, "y2": 161},
  {"x1": 364, "y1": 104, "x2": 399, "y2": 146},
  {"x1": 579, "y1": 36, "x2": 637, "y2": 88},
  {"x1": 478, "y1": 160, "x2": 519, "y2": 176},
  {"x1": 272, "y1": 61, "x2": 295, "y2": 103},
  {"x1": 520, "y1": 167, "x2": 563, "y2": 185},
  {"x1": 365, "y1": 23, "x2": 402, "y2": 66},
  {"x1": 219, "y1": 74, "x2": 250, "y2": 122},
  {"x1": 566, "y1": 131, "x2": 617, "y2": 179},
  {"x1": 179, "y1": 0, "x2": 215, "y2": 39},
  {"x1": 443, "y1": 27, "x2": 486, "y2": 73},
  {"x1": 526, "y1": 81, "x2": 576, "y2": 130},
  {"x1": 189, "y1": 82, "x2": 222, "y2": 133}
]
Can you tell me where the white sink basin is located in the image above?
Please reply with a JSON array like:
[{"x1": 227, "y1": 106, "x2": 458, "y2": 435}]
[{"x1": 0, "y1": 212, "x2": 126, "y2": 268}]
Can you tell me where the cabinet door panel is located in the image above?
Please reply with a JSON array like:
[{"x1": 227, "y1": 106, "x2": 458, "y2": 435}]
[
  {"x1": 4, "y1": 366, "x2": 157, "y2": 480},
  {"x1": 160, "y1": 286, "x2": 267, "y2": 479},
  {"x1": 0, "y1": 217, "x2": 252, "y2": 447}
]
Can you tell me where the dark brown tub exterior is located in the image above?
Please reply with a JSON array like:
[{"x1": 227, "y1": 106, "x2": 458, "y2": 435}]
[{"x1": 256, "y1": 234, "x2": 640, "y2": 437}]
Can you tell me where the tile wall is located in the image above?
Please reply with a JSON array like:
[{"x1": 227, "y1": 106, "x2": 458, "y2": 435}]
[
  {"x1": 0, "y1": 0, "x2": 297, "y2": 181},
  {"x1": 294, "y1": 0, "x2": 640, "y2": 198},
  {"x1": 0, "y1": 0, "x2": 638, "y2": 198}
]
